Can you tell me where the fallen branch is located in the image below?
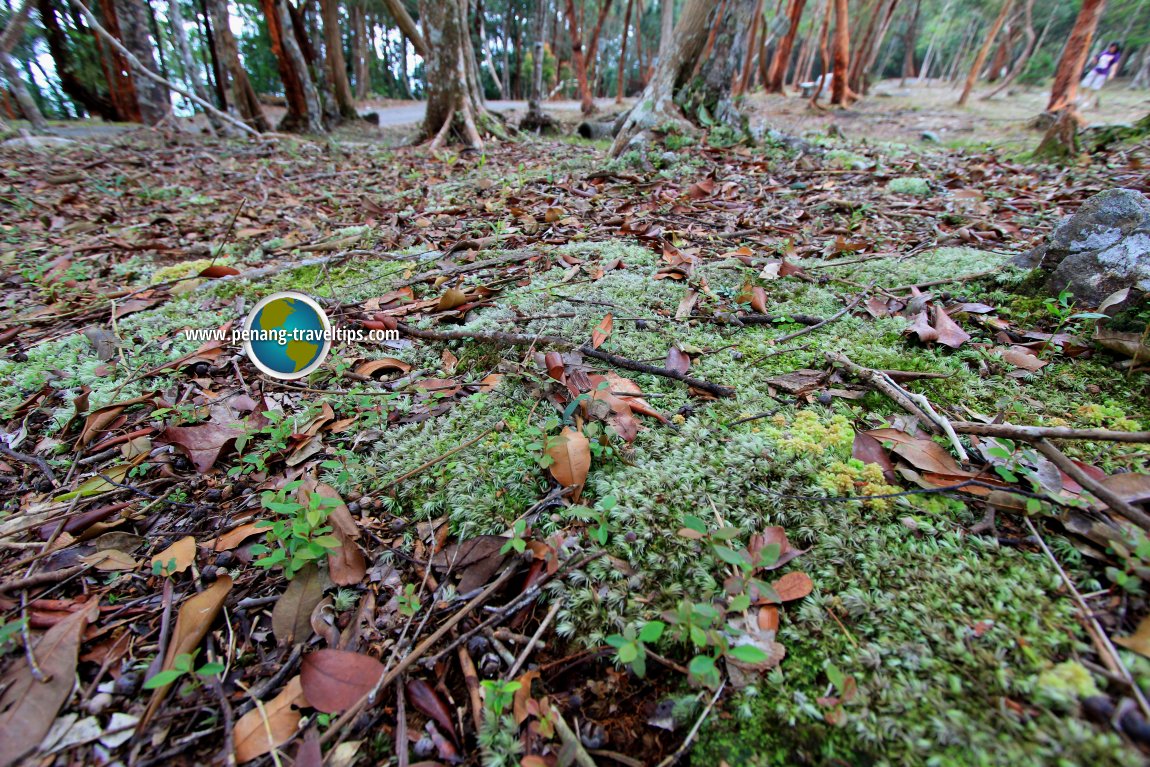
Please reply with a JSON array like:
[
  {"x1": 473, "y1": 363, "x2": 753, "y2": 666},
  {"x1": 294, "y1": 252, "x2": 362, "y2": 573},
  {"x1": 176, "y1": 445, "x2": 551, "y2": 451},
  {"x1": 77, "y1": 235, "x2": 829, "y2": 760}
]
[
  {"x1": 551, "y1": 708, "x2": 600, "y2": 767},
  {"x1": 775, "y1": 296, "x2": 861, "y2": 344},
  {"x1": 397, "y1": 323, "x2": 736, "y2": 398},
  {"x1": 506, "y1": 599, "x2": 562, "y2": 679},
  {"x1": 950, "y1": 422, "x2": 1150, "y2": 444},
  {"x1": 393, "y1": 249, "x2": 541, "y2": 289},
  {"x1": 1032, "y1": 438, "x2": 1150, "y2": 531},
  {"x1": 0, "y1": 564, "x2": 88, "y2": 594},
  {"x1": 654, "y1": 681, "x2": 726, "y2": 767}
]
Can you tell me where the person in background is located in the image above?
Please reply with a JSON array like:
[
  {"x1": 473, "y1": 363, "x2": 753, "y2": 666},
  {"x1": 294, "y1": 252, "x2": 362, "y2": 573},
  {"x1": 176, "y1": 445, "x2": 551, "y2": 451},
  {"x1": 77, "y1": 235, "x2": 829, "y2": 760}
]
[{"x1": 1081, "y1": 42, "x2": 1122, "y2": 109}]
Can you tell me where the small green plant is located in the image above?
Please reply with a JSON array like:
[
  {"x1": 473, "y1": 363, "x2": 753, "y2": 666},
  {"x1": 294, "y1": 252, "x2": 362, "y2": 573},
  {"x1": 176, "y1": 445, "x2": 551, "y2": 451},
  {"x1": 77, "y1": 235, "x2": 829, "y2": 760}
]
[
  {"x1": 480, "y1": 679, "x2": 521, "y2": 719},
  {"x1": 397, "y1": 583, "x2": 422, "y2": 617},
  {"x1": 605, "y1": 619, "x2": 664, "y2": 677},
  {"x1": 500, "y1": 519, "x2": 529, "y2": 554},
  {"x1": 569, "y1": 494, "x2": 617, "y2": 546},
  {"x1": 1107, "y1": 529, "x2": 1150, "y2": 595},
  {"x1": 817, "y1": 661, "x2": 858, "y2": 725},
  {"x1": 250, "y1": 481, "x2": 342, "y2": 579},
  {"x1": 0, "y1": 617, "x2": 25, "y2": 652},
  {"x1": 1040, "y1": 288, "x2": 1106, "y2": 357},
  {"x1": 142, "y1": 651, "x2": 225, "y2": 692}
]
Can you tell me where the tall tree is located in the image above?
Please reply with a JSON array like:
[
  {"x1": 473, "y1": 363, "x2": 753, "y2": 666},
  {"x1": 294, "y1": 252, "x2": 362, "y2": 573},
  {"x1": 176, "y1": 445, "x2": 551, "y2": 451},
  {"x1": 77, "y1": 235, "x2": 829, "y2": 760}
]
[
  {"x1": 419, "y1": 0, "x2": 505, "y2": 147},
  {"x1": 113, "y1": 0, "x2": 169, "y2": 122},
  {"x1": 38, "y1": 0, "x2": 117, "y2": 119},
  {"x1": 612, "y1": 0, "x2": 758, "y2": 154},
  {"x1": 1047, "y1": 0, "x2": 1107, "y2": 113},
  {"x1": 829, "y1": 0, "x2": 849, "y2": 104},
  {"x1": 320, "y1": 0, "x2": 358, "y2": 118},
  {"x1": 167, "y1": 0, "x2": 226, "y2": 133},
  {"x1": 564, "y1": 0, "x2": 615, "y2": 115},
  {"x1": 618, "y1": 0, "x2": 635, "y2": 101},
  {"x1": 0, "y1": 0, "x2": 47, "y2": 130},
  {"x1": 260, "y1": 0, "x2": 325, "y2": 132},
  {"x1": 382, "y1": 0, "x2": 427, "y2": 57},
  {"x1": 208, "y1": 0, "x2": 270, "y2": 131},
  {"x1": 95, "y1": 0, "x2": 143, "y2": 122},
  {"x1": 351, "y1": 2, "x2": 370, "y2": 99},
  {"x1": 957, "y1": 0, "x2": 1011, "y2": 106},
  {"x1": 765, "y1": 0, "x2": 807, "y2": 93},
  {"x1": 658, "y1": 0, "x2": 675, "y2": 59}
]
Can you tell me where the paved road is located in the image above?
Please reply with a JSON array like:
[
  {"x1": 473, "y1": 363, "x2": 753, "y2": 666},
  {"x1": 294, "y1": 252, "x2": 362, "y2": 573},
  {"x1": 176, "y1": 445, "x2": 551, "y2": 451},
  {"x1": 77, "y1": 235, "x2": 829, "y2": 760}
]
[{"x1": 362, "y1": 98, "x2": 622, "y2": 126}]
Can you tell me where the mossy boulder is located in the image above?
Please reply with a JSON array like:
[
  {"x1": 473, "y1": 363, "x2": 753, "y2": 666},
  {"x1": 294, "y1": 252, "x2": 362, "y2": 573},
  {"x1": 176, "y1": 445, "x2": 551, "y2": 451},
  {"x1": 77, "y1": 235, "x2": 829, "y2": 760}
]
[{"x1": 1011, "y1": 188, "x2": 1150, "y2": 305}]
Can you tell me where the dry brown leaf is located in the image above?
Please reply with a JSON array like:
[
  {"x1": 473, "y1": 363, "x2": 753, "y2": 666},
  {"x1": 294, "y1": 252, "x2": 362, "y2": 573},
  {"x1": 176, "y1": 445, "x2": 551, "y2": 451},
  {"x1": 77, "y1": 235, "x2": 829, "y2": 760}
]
[
  {"x1": 233, "y1": 676, "x2": 306, "y2": 763},
  {"x1": 750, "y1": 286, "x2": 768, "y2": 314},
  {"x1": 0, "y1": 602, "x2": 98, "y2": 767},
  {"x1": 591, "y1": 313, "x2": 613, "y2": 349},
  {"x1": 1116, "y1": 615, "x2": 1150, "y2": 659},
  {"x1": 76, "y1": 393, "x2": 154, "y2": 448},
  {"x1": 437, "y1": 287, "x2": 469, "y2": 312},
  {"x1": 79, "y1": 549, "x2": 138, "y2": 571},
  {"x1": 931, "y1": 305, "x2": 970, "y2": 349},
  {"x1": 140, "y1": 575, "x2": 233, "y2": 729},
  {"x1": 665, "y1": 346, "x2": 691, "y2": 375},
  {"x1": 1001, "y1": 346, "x2": 1048, "y2": 372},
  {"x1": 1102, "y1": 472, "x2": 1150, "y2": 504},
  {"x1": 771, "y1": 571, "x2": 813, "y2": 602},
  {"x1": 272, "y1": 564, "x2": 327, "y2": 646},
  {"x1": 208, "y1": 522, "x2": 262, "y2": 551},
  {"x1": 545, "y1": 427, "x2": 591, "y2": 501},
  {"x1": 150, "y1": 536, "x2": 196, "y2": 575},
  {"x1": 354, "y1": 358, "x2": 411, "y2": 378},
  {"x1": 300, "y1": 649, "x2": 385, "y2": 713},
  {"x1": 157, "y1": 420, "x2": 244, "y2": 473}
]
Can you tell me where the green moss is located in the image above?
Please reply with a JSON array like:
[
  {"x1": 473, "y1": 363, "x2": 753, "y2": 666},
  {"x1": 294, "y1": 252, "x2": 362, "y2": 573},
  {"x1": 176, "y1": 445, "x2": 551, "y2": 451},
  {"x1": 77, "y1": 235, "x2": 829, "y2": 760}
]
[{"x1": 887, "y1": 177, "x2": 932, "y2": 197}]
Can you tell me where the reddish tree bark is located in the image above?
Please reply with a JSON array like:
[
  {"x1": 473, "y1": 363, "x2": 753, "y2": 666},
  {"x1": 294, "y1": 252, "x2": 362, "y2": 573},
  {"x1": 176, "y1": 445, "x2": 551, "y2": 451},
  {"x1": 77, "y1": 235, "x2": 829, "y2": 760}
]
[
  {"x1": 830, "y1": 0, "x2": 850, "y2": 104},
  {"x1": 565, "y1": 0, "x2": 615, "y2": 115},
  {"x1": 735, "y1": 0, "x2": 764, "y2": 95},
  {"x1": 958, "y1": 0, "x2": 1011, "y2": 106},
  {"x1": 766, "y1": 0, "x2": 808, "y2": 93},
  {"x1": 94, "y1": 0, "x2": 141, "y2": 122},
  {"x1": 617, "y1": 0, "x2": 635, "y2": 102},
  {"x1": 1047, "y1": 0, "x2": 1107, "y2": 112},
  {"x1": 260, "y1": 0, "x2": 323, "y2": 132},
  {"x1": 37, "y1": 0, "x2": 117, "y2": 119}
]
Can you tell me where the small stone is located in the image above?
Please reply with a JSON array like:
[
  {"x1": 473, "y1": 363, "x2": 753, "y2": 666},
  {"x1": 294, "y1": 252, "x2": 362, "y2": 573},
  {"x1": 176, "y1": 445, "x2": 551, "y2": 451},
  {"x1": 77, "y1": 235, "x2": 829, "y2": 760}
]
[
  {"x1": 86, "y1": 692, "x2": 114, "y2": 715},
  {"x1": 817, "y1": 391, "x2": 833, "y2": 405},
  {"x1": 413, "y1": 735, "x2": 436, "y2": 758},
  {"x1": 113, "y1": 672, "x2": 141, "y2": 696},
  {"x1": 921, "y1": 130, "x2": 942, "y2": 143},
  {"x1": 660, "y1": 151, "x2": 677, "y2": 166},
  {"x1": 201, "y1": 565, "x2": 218, "y2": 584},
  {"x1": 215, "y1": 551, "x2": 235, "y2": 568}
]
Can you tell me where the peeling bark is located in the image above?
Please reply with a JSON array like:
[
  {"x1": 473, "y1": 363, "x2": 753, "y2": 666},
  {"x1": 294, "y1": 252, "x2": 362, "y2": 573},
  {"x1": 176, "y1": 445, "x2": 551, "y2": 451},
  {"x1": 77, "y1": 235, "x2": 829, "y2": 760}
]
[
  {"x1": 208, "y1": 0, "x2": 270, "y2": 131},
  {"x1": 1046, "y1": 0, "x2": 1105, "y2": 113}
]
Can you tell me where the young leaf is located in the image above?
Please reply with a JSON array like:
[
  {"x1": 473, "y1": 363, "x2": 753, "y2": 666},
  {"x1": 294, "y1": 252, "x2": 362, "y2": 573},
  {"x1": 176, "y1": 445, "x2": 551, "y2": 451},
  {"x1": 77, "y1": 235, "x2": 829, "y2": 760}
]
[{"x1": 638, "y1": 621, "x2": 665, "y2": 643}]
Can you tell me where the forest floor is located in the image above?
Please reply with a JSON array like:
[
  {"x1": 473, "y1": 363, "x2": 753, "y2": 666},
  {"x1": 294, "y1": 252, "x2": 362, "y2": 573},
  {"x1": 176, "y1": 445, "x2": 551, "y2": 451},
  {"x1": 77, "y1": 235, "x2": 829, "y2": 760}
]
[{"x1": 1, "y1": 85, "x2": 1150, "y2": 767}]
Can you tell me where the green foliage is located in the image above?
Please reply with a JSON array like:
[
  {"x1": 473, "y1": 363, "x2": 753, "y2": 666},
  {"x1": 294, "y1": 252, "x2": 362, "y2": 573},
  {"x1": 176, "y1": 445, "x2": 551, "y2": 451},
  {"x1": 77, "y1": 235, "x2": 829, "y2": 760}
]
[
  {"x1": 397, "y1": 583, "x2": 422, "y2": 617},
  {"x1": 142, "y1": 651, "x2": 225, "y2": 692},
  {"x1": 249, "y1": 481, "x2": 342, "y2": 579}
]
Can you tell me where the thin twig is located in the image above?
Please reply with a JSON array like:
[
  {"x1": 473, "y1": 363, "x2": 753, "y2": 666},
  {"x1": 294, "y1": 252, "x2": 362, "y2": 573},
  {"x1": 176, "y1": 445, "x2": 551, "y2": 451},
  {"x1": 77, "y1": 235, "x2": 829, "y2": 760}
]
[
  {"x1": 506, "y1": 600, "x2": 562, "y2": 679},
  {"x1": 1024, "y1": 517, "x2": 1150, "y2": 720},
  {"x1": 950, "y1": 422, "x2": 1150, "y2": 443},
  {"x1": 1032, "y1": 438, "x2": 1150, "y2": 531},
  {"x1": 774, "y1": 296, "x2": 861, "y2": 344},
  {"x1": 654, "y1": 681, "x2": 726, "y2": 767}
]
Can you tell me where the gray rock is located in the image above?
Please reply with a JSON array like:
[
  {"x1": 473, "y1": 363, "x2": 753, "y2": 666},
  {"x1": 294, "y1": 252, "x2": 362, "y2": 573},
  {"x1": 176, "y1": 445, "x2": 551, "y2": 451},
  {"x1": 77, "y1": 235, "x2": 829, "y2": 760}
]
[
  {"x1": 1012, "y1": 188, "x2": 1150, "y2": 305},
  {"x1": 920, "y1": 130, "x2": 942, "y2": 143},
  {"x1": 659, "y1": 150, "x2": 678, "y2": 166}
]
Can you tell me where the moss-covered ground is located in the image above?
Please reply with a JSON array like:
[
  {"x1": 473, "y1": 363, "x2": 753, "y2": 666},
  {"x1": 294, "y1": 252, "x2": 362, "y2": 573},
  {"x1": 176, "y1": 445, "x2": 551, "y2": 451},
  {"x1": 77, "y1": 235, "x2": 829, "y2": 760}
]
[{"x1": 1, "y1": 124, "x2": 1149, "y2": 766}]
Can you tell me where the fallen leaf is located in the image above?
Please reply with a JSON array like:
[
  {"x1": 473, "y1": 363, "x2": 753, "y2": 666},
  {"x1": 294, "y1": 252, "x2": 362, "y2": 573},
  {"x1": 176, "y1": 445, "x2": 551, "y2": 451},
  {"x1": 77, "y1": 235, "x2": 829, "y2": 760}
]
[
  {"x1": 406, "y1": 678, "x2": 457, "y2": 745},
  {"x1": 354, "y1": 358, "x2": 411, "y2": 378},
  {"x1": 150, "y1": 536, "x2": 196, "y2": 575},
  {"x1": 0, "y1": 602, "x2": 98, "y2": 767},
  {"x1": 302, "y1": 482, "x2": 366, "y2": 586},
  {"x1": 904, "y1": 311, "x2": 939, "y2": 343},
  {"x1": 591, "y1": 313, "x2": 613, "y2": 349},
  {"x1": 208, "y1": 522, "x2": 262, "y2": 551},
  {"x1": 300, "y1": 649, "x2": 385, "y2": 713},
  {"x1": 757, "y1": 606, "x2": 779, "y2": 632},
  {"x1": 665, "y1": 346, "x2": 691, "y2": 375},
  {"x1": 157, "y1": 421, "x2": 244, "y2": 473},
  {"x1": 1102, "y1": 473, "x2": 1150, "y2": 504},
  {"x1": 750, "y1": 286, "x2": 768, "y2": 314},
  {"x1": 76, "y1": 393, "x2": 154, "y2": 448},
  {"x1": 1116, "y1": 615, "x2": 1150, "y2": 659},
  {"x1": 931, "y1": 305, "x2": 970, "y2": 348},
  {"x1": 852, "y1": 431, "x2": 897, "y2": 484},
  {"x1": 273, "y1": 564, "x2": 328, "y2": 646},
  {"x1": 770, "y1": 571, "x2": 813, "y2": 602},
  {"x1": 79, "y1": 549, "x2": 137, "y2": 571},
  {"x1": 199, "y1": 264, "x2": 241, "y2": 278},
  {"x1": 139, "y1": 575, "x2": 233, "y2": 729},
  {"x1": 233, "y1": 676, "x2": 306, "y2": 763},
  {"x1": 437, "y1": 288, "x2": 469, "y2": 312},
  {"x1": 1001, "y1": 346, "x2": 1048, "y2": 372},
  {"x1": 545, "y1": 427, "x2": 591, "y2": 501}
]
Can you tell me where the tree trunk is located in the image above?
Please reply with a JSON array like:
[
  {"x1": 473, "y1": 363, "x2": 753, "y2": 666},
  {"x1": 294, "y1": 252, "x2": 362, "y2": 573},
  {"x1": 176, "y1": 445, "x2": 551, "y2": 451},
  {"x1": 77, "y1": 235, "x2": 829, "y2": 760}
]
[
  {"x1": 0, "y1": 0, "x2": 47, "y2": 130},
  {"x1": 209, "y1": 0, "x2": 269, "y2": 130},
  {"x1": 382, "y1": 0, "x2": 427, "y2": 58},
  {"x1": 957, "y1": 0, "x2": 1011, "y2": 106},
  {"x1": 320, "y1": 0, "x2": 357, "y2": 118},
  {"x1": 113, "y1": 0, "x2": 169, "y2": 123},
  {"x1": 1033, "y1": 106, "x2": 1080, "y2": 163},
  {"x1": 900, "y1": 0, "x2": 920, "y2": 83},
  {"x1": 38, "y1": 0, "x2": 116, "y2": 119},
  {"x1": 734, "y1": 0, "x2": 764, "y2": 95},
  {"x1": 809, "y1": 0, "x2": 832, "y2": 104},
  {"x1": 1132, "y1": 46, "x2": 1150, "y2": 89},
  {"x1": 985, "y1": 21, "x2": 1013, "y2": 82},
  {"x1": 261, "y1": 0, "x2": 325, "y2": 132},
  {"x1": 659, "y1": 0, "x2": 675, "y2": 60},
  {"x1": 856, "y1": 0, "x2": 900, "y2": 93},
  {"x1": 420, "y1": 0, "x2": 505, "y2": 148},
  {"x1": 611, "y1": 0, "x2": 757, "y2": 155},
  {"x1": 351, "y1": 3, "x2": 369, "y2": 99},
  {"x1": 829, "y1": 0, "x2": 849, "y2": 104},
  {"x1": 1047, "y1": 0, "x2": 1106, "y2": 113},
  {"x1": 618, "y1": 0, "x2": 635, "y2": 102},
  {"x1": 766, "y1": 0, "x2": 807, "y2": 93},
  {"x1": 167, "y1": 0, "x2": 227, "y2": 133},
  {"x1": 981, "y1": 0, "x2": 1036, "y2": 99},
  {"x1": 523, "y1": 0, "x2": 557, "y2": 131},
  {"x1": 197, "y1": 0, "x2": 227, "y2": 107},
  {"x1": 95, "y1": 0, "x2": 143, "y2": 121}
]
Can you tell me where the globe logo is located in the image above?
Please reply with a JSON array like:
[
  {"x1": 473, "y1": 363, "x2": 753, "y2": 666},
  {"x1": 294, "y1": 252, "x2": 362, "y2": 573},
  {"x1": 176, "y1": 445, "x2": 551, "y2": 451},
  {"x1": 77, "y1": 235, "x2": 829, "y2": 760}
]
[{"x1": 243, "y1": 292, "x2": 332, "y2": 380}]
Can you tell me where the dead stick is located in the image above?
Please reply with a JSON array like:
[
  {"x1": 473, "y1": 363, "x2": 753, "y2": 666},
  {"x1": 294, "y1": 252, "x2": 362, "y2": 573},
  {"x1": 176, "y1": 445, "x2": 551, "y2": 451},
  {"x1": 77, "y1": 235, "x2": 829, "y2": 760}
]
[
  {"x1": 506, "y1": 600, "x2": 562, "y2": 679},
  {"x1": 1032, "y1": 438, "x2": 1150, "y2": 531},
  {"x1": 551, "y1": 708, "x2": 599, "y2": 767},
  {"x1": 319, "y1": 566, "x2": 517, "y2": 747},
  {"x1": 826, "y1": 351, "x2": 938, "y2": 432},
  {"x1": 775, "y1": 296, "x2": 861, "y2": 344},
  {"x1": 1024, "y1": 517, "x2": 1150, "y2": 720},
  {"x1": 0, "y1": 565, "x2": 87, "y2": 594},
  {"x1": 390, "y1": 423, "x2": 504, "y2": 486},
  {"x1": 397, "y1": 324, "x2": 736, "y2": 398},
  {"x1": 951, "y1": 422, "x2": 1150, "y2": 444},
  {"x1": 654, "y1": 681, "x2": 726, "y2": 767},
  {"x1": 393, "y1": 250, "x2": 539, "y2": 289},
  {"x1": 458, "y1": 644, "x2": 484, "y2": 733}
]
